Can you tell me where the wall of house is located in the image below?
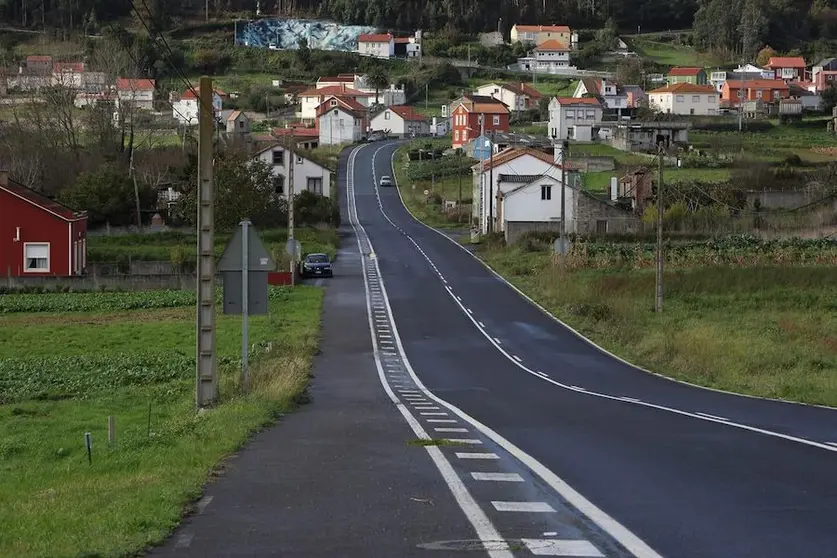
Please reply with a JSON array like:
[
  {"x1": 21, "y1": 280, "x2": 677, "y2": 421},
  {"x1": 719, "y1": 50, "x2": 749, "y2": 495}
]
[
  {"x1": 549, "y1": 104, "x2": 602, "y2": 140},
  {"x1": 370, "y1": 111, "x2": 406, "y2": 135},
  {"x1": 503, "y1": 179, "x2": 573, "y2": 227},
  {"x1": 574, "y1": 192, "x2": 639, "y2": 234},
  {"x1": 0, "y1": 192, "x2": 75, "y2": 277},
  {"x1": 256, "y1": 147, "x2": 332, "y2": 198},
  {"x1": 319, "y1": 110, "x2": 360, "y2": 145},
  {"x1": 359, "y1": 41, "x2": 393, "y2": 58},
  {"x1": 651, "y1": 93, "x2": 719, "y2": 115}
]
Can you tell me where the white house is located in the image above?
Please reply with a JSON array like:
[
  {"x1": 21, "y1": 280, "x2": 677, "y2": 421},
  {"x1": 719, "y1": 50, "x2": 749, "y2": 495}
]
[
  {"x1": 471, "y1": 147, "x2": 564, "y2": 234},
  {"x1": 369, "y1": 105, "x2": 429, "y2": 137},
  {"x1": 171, "y1": 87, "x2": 225, "y2": 124},
  {"x1": 317, "y1": 73, "x2": 407, "y2": 106},
  {"x1": 573, "y1": 77, "x2": 628, "y2": 110},
  {"x1": 357, "y1": 33, "x2": 395, "y2": 58},
  {"x1": 500, "y1": 174, "x2": 573, "y2": 233},
  {"x1": 518, "y1": 39, "x2": 576, "y2": 74},
  {"x1": 473, "y1": 82, "x2": 543, "y2": 112},
  {"x1": 254, "y1": 144, "x2": 331, "y2": 198},
  {"x1": 298, "y1": 84, "x2": 373, "y2": 120},
  {"x1": 394, "y1": 32, "x2": 423, "y2": 58},
  {"x1": 115, "y1": 78, "x2": 155, "y2": 111},
  {"x1": 548, "y1": 97, "x2": 603, "y2": 142},
  {"x1": 648, "y1": 83, "x2": 719, "y2": 115},
  {"x1": 317, "y1": 96, "x2": 368, "y2": 145},
  {"x1": 51, "y1": 62, "x2": 85, "y2": 89}
]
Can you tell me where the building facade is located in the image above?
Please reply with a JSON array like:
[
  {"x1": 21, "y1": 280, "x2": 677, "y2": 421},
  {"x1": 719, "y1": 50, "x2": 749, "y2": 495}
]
[
  {"x1": 548, "y1": 97, "x2": 603, "y2": 141},
  {"x1": 253, "y1": 145, "x2": 331, "y2": 198},
  {"x1": 450, "y1": 95, "x2": 510, "y2": 149},
  {"x1": 648, "y1": 83, "x2": 720, "y2": 115}
]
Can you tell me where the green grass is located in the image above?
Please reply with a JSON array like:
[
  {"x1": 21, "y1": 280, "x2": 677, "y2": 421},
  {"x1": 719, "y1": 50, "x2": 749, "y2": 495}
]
[
  {"x1": 0, "y1": 285, "x2": 323, "y2": 557},
  {"x1": 479, "y1": 246, "x2": 837, "y2": 407},
  {"x1": 630, "y1": 38, "x2": 706, "y2": 67},
  {"x1": 582, "y1": 168, "x2": 731, "y2": 192}
]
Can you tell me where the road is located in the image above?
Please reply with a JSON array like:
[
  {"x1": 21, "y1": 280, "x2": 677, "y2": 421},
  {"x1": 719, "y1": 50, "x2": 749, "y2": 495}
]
[{"x1": 348, "y1": 140, "x2": 837, "y2": 558}]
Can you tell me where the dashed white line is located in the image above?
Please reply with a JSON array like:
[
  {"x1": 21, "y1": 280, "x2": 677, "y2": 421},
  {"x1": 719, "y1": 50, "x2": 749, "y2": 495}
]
[
  {"x1": 435, "y1": 427, "x2": 469, "y2": 433},
  {"x1": 512, "y1": 355, "x2": 522, "y2": 362},
  {"x1": 445, "y1": 438, "x2": 482, "y2": 445},
  {"x1": 427, "y1": 419, "x2": 458, "y2": 423},
  {"x1": 620, "y1": 397, "x2": 641, "y2": 403},
  {"x1": 478, "y1": 321, "x2": 486, "y2": 328},
  {"x1": 471, "y1": 472, "x2": 524, "y2": 482},
  {"x1": 493, "y1": 337, "x2": 502, "y2": 345},
  {"x1": 521, "y1": 539, "x2": 604, "y2": 557},
  {"x1": 456, "y1": 452, "x2": 500, "y2": 460},
  {"x1": 696, "y1": 412, "x2": 729, "y2": 421},
  {"x1": 420, "y1": 412, "x2": 449, "y2": 416},
  {"x1": 492, "y1": 501, "x2": 556, "y2": 513}
]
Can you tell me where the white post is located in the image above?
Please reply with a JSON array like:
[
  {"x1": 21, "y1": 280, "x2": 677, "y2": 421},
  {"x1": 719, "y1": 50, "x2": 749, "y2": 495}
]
[{"x1": 240, "y1": 219, "x2": 250, "y2": 391}]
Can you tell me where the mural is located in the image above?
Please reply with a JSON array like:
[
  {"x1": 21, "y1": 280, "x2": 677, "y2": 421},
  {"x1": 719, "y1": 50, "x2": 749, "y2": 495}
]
[{"x1": 235, "y1": 19, "x2": 378, "y2": 51}]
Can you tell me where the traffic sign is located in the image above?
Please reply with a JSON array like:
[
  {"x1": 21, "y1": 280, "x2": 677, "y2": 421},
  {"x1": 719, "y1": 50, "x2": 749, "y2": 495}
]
[
  {"x1": 285, "y1": 238, "x2": 302, "y2": 260},
  {"x1": 218, "y1": 221, "x2": 275, "y2": 316},
  {"x1": 473, "y1": 135, "x2": 493, "y2": 161},
  {"x1": 553, "y1": 237, "x2": 573, "y2": 256}
]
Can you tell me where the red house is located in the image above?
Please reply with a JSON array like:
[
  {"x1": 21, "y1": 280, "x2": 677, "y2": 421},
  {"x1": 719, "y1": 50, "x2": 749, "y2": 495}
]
[
  {"x1": 450, "y1": 95, "x2": 510, "y2": 149},
  {"x1": 0, "y1": 171, "x2": 88, "y2": 277},
  {"x1": 721, "y1": 79, "x2": 790, "y2": 106}
]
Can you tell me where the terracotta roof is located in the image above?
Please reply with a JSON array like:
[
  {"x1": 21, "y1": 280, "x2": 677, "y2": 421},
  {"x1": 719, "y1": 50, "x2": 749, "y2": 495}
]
[
  {"x1": 554, "y1": 96, "x2": 602, "y2": 106},
  {"x1": 26, "y1": 55, "x2": 52, "y2": 62},
  {"x1": 667, "y1": 67, "x2": 704, "y2": 76},
  {"x1": 649, "y1": 83, "x2": 718, "y2": 94},
  {"x1": 514, "y1": 25, "x2": 571, "y2": 33},
  {"x1": 53, "y1": 62, "x2": 85, "y2": 73},
  {"x1": 226, "y1": 110, "x2": 243, "y2": 121},
  {"x1": 489, "y1": 82, "x2": 542, "y2": 98},
  {"x1": 535, "y1": 39, "x2": 569, "y2": 51},
  {"x1": 358, "y1": 33, "x2": 393, "y2": 43},
  {"x1": 316, "y1": 95, "x2": 367, "y2": 118},
  {"x1": 182, "y1": 86, "x2": 226, "y2": 99},
  {"x1": 300, "y1": 85, "x2": 372, "y2": 97},
  {"x1": 116, "y1": 78, "x2": 155, "y2": 91},
  {"x1": 1, "y1": 176, "x2": 86, "y2": 221},
  {"x1": 272, "y1": 127, "x2": 319, "y2": 138},
  {"x1": 394, "y1": 37, "x2": 412, "y2": 44},
  {"x1": 386, "y1": 105, "x2": 426, "y2": 121},
  {"x1": 452, "y1": 95, "x2": 510, "y2": 114},
  {"x1": 767, "y1": 56, "x2": 806, "y2": 68},
  {"x1": 473, "y1": 147, "x2": 560, "y2": 171},
  {"x1": 725, "y1": 79, "x2": 789, "y2": 90}
]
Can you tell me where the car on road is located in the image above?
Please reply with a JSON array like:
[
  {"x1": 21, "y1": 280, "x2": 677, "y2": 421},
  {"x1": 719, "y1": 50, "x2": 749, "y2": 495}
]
[
  {"x1": 300, "y1": 253, "x2": 333, "y2": 278},
  {"x1": 379, "y1": 175, "x2": 393, "y2": 187}
]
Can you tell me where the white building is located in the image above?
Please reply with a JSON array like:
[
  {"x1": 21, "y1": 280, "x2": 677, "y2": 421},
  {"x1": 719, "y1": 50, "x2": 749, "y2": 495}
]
[
  {"x1": 431, "y1": 116, "x2": 450, "y2": 137},
  {"x1": 254, "y1": 144, "x2": 332, "y2": 198},
  {"x1": 298, "y1": 85, "x2": 373, "y2": 120},
  {"x1": 573, "y1": 78, "x2": 629, "y2": 111},
  {"x1": 316, "y1": 74, "x2": 406, "y2": 106},
  {"x1": 115, "y1": 78, "x2": 155, "y2": 112},
  {"x1": 170, "y1": 87, "x2": 225, "y2": 124},
  {"x1": 317, "y1": 96, "x2": 368, "y2": 145},
  {"x1": 473, "y1": 82, "x2": 543, "y2": 112},
  {"x1": 518, "y1": 39, "x2": 576, "y2": 74},
  {"x1": 648, "y1": 83, "x2": 720, "y2": 115},
  {"x1": 357, "y1": 33, "x2": 395, "y2": 58},
  {"x1": 369, "y1": 105, "x2": 429, "y2": 137},
  {"x1": 471, "y1": 147, "x2": 564, "y2": 234},
  {"x1": 500, "y1": 174, "x2": 573, "y2": 232},
  {"x1": 548, "y1": 97, "x2": 603, "y2": 142}
]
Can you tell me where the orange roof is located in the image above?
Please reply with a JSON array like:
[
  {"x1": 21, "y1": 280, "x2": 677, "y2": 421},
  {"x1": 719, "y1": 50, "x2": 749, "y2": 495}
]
[
  {"x1": 26, "y1": 55, "x2": 52, "y2": 62},
  {"x1": 116, "y1": 78, "x2": 155, "y2": 91},
  {"x1": 387, "y1": 105, "x2": 426, "y2": 121},
  {"x1": 554, "y1": 96, "x2": 602, "y2": 106},
  {"x1": 535, "y1": 39, "x2": 569, "y2": 51},
  {"x1": 452, "y1": 95, "x2": 511, "y2": 115},
  {"x1": 667, "y1": 67, "x2": 704, "y2": 76},
  {"x1": 300, "y1": 85, "x2": 372, "y2": 97},
  {"x1": 53, "y1": 62, "x2": 85, "y2": 72},
  {"x1": 650, "y1": 83, "x2": 717, "y2": 94},
  {"x1": 226, "y1": 110, "x2": 243, "y2": 121},
  {"x1": 725, "y1": 79, "x2": 789, "y2": 90},
  {"x1": 495, "y1": 82, "x2": 542, "y2": 98},
  {"x1": 316, "y1": 95, "x2": 367, "y2": 118},
  {"x1": 272, "y1": 127, "x2": 319, "y2": 138},
  {"x1": 514, "y1": 24, "x2": 571, "y2": 33},
  {"x1": 474, "y1": 147, "x2": 560, "y2": 171},
  {"x1": 358, "y1": 33, "x2": 393, "y2": 43},
  {"x1": 182, "y1": 86, "x2": 226, "y2": 99},
  {"x1": 767, "y1": 56, "x2": 806, "y2": 68}
]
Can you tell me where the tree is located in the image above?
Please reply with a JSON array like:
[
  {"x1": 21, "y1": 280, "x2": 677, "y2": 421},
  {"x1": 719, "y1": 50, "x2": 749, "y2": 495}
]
[
  {"x1": 296, "y1": 37, "x2": 312, "y2": 67},
  {"x1": 366, "y1": 68, "x2": 390, "y2": 105},
  {"x1": 756, "y1": 45, "x2": 777, "y2": 66},
  {"x1": 59, "y1": 163, "x2": 148, "y2": 227},
  {"x1": 738, "y1": 0, "x2": 768, "y2": 61}
]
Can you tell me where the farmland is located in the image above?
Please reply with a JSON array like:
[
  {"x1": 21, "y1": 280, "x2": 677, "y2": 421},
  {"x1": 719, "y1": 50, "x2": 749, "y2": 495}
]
[
  {"x1": 478, "y1": 235, "x2": 837, "y2": 406},
  {"x1": 0, "y1": 286, "x2": 323, "y2": 557}
]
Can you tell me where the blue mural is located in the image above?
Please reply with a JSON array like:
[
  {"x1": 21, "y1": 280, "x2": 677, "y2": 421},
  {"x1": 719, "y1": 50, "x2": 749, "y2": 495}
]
[{"x1": 235, "y1": 19, "x2": 378, "y2": 51}]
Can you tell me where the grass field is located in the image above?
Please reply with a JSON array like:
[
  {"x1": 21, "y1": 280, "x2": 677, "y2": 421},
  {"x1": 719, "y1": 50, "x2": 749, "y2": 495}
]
[
  {"x1": 629, "y1": 38, "x2": 706, "y2": 67},
  {"x1": 0, "y1": 286, "x2": 323, "y2": 557},
  {"x1": 479, "y1": 243, "x2": 837, "y2": 407}
]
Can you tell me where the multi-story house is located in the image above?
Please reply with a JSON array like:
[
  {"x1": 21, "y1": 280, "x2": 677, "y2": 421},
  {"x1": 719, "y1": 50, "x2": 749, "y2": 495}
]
[
  {"x1": 648, "y1": 83, "x2": 720, "y2": 115},
  {"x1": 473, "y1": 82, "x2": 542, "y2": 112},
  {"x1": 721, "y1": 79, "x2": 790, "y2": 106},
  {"x1": 510, "y1": 25, "x2": 577, "y2": 49},
  {"x1": 115, "y1": 78, "x2": 155, "y2": 112},
  {"x1": 357, "y1": 33, "x2": 395, "y2": 58},
  {"x1": 299, "y1": 84, "x2": 373, "y2": 120},
  {"x1": 316, "y1": 96, "x2": 369, "y2": 145},
  {"x1": 766, "y1": 57, "x2": 807, "y2": 81},
  {"x1": 449, "y1": 95, "x2": 510, "y2": 149},
  {"x1": 666, "y1": 67, "x2": 708, "y2": 86},
  {"x1": 548, "y1": 97, "x2": 603, "y2": 141},
  {"x1": 170, "y1": 86, "x2": 225, "y2": 124}
]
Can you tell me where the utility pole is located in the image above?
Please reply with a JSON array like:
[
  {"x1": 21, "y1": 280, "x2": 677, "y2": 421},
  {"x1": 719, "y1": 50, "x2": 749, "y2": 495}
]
[
  {"x1": 559, "y1": 140, "x2": 568, "y2": 253},
  {"x1": 287, "y1": 138, "x2": 296, "y2": 286},
  {"x1": 240, "y1": 219, "x2": 250, "y2": 391},
  {"x1": 129, "y1": 146, "x2": 141, "y2": 230},
  {"x1": 655, "y1": 146, "x2": 664, "y2": 313},
  {"x1": 739, "y1": 65, "x2": 747, "y2": 132},
  {"x1": 458, "y1": 148, "x2": 463, "y2": 223},
  {"x1": 478, "y1": 115, "x2": 485, "y2": 233},
  {"x1": 425, "y1": 83, "x2": 429, "y2": 113},
  {"x1": 196, "y1": 76, "x2": 218, "y2": 408},
  {"x1": 205, "y1": 0, "x2": 208, "y2": 22},
  {"x1": 488, "y1": 128, "x2": 495, "y2": 233}
]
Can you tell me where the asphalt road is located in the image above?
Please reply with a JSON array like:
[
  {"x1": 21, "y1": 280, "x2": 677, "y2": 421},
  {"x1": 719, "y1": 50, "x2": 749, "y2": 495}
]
[{"x1": 350, "y1": 140, "x2": 837, "y2": 558}]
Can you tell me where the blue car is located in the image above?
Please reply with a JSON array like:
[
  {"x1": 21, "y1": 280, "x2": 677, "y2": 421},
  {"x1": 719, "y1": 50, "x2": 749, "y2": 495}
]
[{"x1": 300, "y1": 253, "x2": 333, "y2": 278}]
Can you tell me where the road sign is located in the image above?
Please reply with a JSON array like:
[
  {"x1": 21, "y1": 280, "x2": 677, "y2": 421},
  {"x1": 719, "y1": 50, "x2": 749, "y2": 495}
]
[
  {"x1": 553, "y1": 237, "x2": 573, "y2": 256},
  {"x1": 473, "y1": 135, "x2": 493, "y2": 161},
  {"x1": 218, "y1": 224, "x2": 275, "y2": 273},
  {"x1": 218, "y1": 222, "x2": 275, "y2": 316},
  {"x1": 285, "y1": 238, "x2": 302, "y2": 260}
]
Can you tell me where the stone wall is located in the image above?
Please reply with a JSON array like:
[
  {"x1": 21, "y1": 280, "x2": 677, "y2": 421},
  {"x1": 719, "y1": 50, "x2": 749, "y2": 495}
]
[
  {"x1": 504, "y1": 221, "x2": 562, "y2": 244},
  {"x1": 566, "y1": 156, "x2": 615, "y2": 172},
  {"x1": 574, "y1": 192, "x2": 639, "y2": 235}
]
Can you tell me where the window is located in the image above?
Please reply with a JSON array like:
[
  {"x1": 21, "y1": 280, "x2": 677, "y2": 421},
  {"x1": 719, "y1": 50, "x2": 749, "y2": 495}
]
[
  {"x1": 454, "y1": 130, "x2": 460, "y2": 141},
  {"x1": 692, "y1": 95, "x2": 700, "y2": 102},
  {"x1": 708, "y1": 96, "x2": 717, "y2": 103},
  {"x1": 585, "y1": 110, "x2": 595, "y2": 119},
  {"x1": 274, "y1": 175, "x2": 285, "y2": 194},
  {"x1": 239, "y1": 120, "x2": 244, "y2": 128},
  {"x1": 384, "y1": 111, "x2": 390, "y2": 120},
  {"x1": 566, "y1": 109, "x2": 575, "y2": 119},
  {"x1": 676, "y1": 95, "x2": 684, "y2": 103},
  {"x1": 307, "y1": 177, "x2": 323, "y2": 194},
  {"x1": 596, "y1": 220, "x2": 607, "y2": 235},
  {"x1": 492, "y1": 114, "x2": 500, "y2": 125},
  {"x1": 541, "y1": 184, "x2": 552, "y2": 200},
  {"x1": 24, "y1": 243, "x2": 49, "y2": 272},
  {"x1": 737, "y1": 90, "x2": 744, "y2": 98},
  {"x1": 774, "y1": 90, "x2": 781, "y2": 99},
  {"x1": 330, "y1": 99, "x2": 337, "y2": 107},
  {"x1": 272, "y1": 150, "x2": 284, "y2": 165}
]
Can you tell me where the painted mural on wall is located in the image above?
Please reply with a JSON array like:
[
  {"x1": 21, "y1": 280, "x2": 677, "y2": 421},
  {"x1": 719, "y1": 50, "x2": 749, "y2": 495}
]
[{"x1": 236, "y1": 19, "x2": 377, "y2": 51}]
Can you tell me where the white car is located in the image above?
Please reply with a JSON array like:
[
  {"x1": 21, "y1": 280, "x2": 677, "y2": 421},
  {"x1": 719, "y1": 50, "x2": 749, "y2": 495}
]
[{"x1": 379, "y1": 176, "x2": 392, "y2": 187}]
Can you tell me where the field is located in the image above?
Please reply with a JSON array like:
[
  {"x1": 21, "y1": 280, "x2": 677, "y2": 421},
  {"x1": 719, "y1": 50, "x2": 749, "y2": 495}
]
[
  {"x1": 0, "y1": 286, "x2": 322, "y2": 557},
  {"x1": 478, "y1": 236, "x2": 837, "y2": 407}
]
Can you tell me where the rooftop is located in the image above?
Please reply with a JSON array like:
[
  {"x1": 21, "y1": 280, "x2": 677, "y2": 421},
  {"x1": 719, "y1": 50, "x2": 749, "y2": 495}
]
[
  {"x1": 0, "y1": 172, "x2": 86, "y2": 221},
  {"x1": 514, "y1": 24, "x2": 571, "y2": 33},
  {"x1": 535, "y1": 39, "x2": 569, "y2": 51},
  {"x1": 649, "y1": 83, "x2": 718, "y2": 94},
  {"x1": 667, "y1": 67, "x2": 704, "y2": 76},
  {"x1": 358, "y1": 33, "x2": 393, "y2": 43}
]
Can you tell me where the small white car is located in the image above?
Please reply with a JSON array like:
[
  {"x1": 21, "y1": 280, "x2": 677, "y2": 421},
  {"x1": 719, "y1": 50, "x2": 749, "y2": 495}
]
[{"x1": 379, "y1": 176, "x2": 393, "y2": 187}]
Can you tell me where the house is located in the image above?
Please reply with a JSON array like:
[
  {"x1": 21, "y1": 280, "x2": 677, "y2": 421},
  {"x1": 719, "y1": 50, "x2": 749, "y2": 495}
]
[
  {"x1": 393, "y1": 31, "x2": 423, "y2": 58},
  {"x1": 812, "y1": 58, "x2": 837, "y2": 92},
  {"x1": 622, "y1": 85, "x2": 647, "y2": 108},
  {"x1": 510, "y1": 25, "x2": 577, "y2": 49},
  {"x1": 171, "y1": 87, "x2": 225, "y2": 124},
  {"x1": 272, "y1": 125, "x2": 320, "y2": 150},
  {"x1": 548, "y1": 97, "x2": 604, "y2": 141},
  {"x1": 0, "y1": 170, "x2": 87, "y2": 277},
  {"x1": 473, "y1": 82, "x2": 542, "y2": 112},
  {"x1": 710, "y1": 65, "x2": 776, "y2": 92},
  {"x1": 603, "y1": 121, "x2": 691, "y2": 152},
  {"x1": 316, "y1": 96, "x2": 368, "y2": 145},
  {"x1": 51, "y1": 62, "x2": 85, "y2": 88},
  {"x1": 721, "y1": 79, "x2": 790, "y2": 106},
  {"x1": 253, "y1": 145, "x2": 331, "y2": 198},
  {"x1": 225, "y1": 110, "x2": 250, "y2": 135},
  {"x1": 648, "y1": 83, "x2": 720, "y2": 115},
  {"x1": 431, "y1": 116, "x2": 449, "y2": 137},
  {"x1": 25, "y1": 55, "x2": 52, "y2": 74},
  {"x1": 766, "y1": 56, "x2": 807, "y2": 81},
  {"x1": 316, "y1": 74, "x2": 405, "y2": 106},
  {"x1": 470, "y1": 147, "x2": 565, "y2": 235},
  {"x1": 519, "y1": 40, "x2": 575, "y2": 74},
  {"x1": 618, "y1": 167, "x2": 654, "y2": 215},
  {"x1": 74, "y1": 91, "x2": 116, "y2": 109},
  {"x1": 788, "y1": 83, "x2": 822, "y2": 111},
  {"x1": 116, "y1": 78, "x2": 156, "y2": 111},
  {"x1": 450, "y1": 95, "x2": 510, "y2": 149},
  {"x1": 666, "y1": 67, "x2": 708, "y2": 86},
  {"x1": 369, "y1": 105, "x2": 429, "y2": 137},
  {"x1": 357, "y1": 33, "x2": 395, "y2": 58},
  {"x1": 572, "y1": 78, "x2": 628, "y2": 111},
  {"x1": 298, "y1": 84, "x2": 373, "y2": 120}
]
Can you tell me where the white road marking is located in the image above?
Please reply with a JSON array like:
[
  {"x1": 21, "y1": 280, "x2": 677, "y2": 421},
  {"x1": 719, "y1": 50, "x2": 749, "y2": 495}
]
[
  {"x1": 471, "y1": 472, "x2": 524, "y2": 482},
  {"x1": 195, "y1": 495, "x2": 213, "y2": 513},
  {"x1": 435, "y1": 427, "x2": 469, "y2": 433},
  {"x1": 513, "y1": 355, "x2": 522, "y2": 362},
  {"x1": 620, "y1": 397, "x2": 641, "y2": 403},
  {"x1": 696, "y1": 412, "x2": 729, "y2": 421},
  {"x1": 466, "y1": 308, "x2": 473, "y2": 314},
  {"x1": 493, "y1": 337, "x2": 502, "y2": 345},
  {"x1": 543, "y1": 532, "x2": 558, "y2": 536},
  {"x1": 456, "y1": 452, "x2": 500, "y2": 460},
  {"x1": 521, "y1": 539, "x2": 604, "y2": 557},
  {"x1": 828, "y1": 442, "x2": 837, "y2": 447},
  {"x1": 174, "y1": 533, "x2": 194, "y2": 548},
  {"x1": 428, "y1": 419, "x2": 458, "y2": 423},
  {"x1": 570, "y1": 386, "x2": 585, "y2": 391},
  {"x1": 478, "y1": 321, "x2": 486, "y2": 328},
  {"x1": 445, "y1": 438, "x2": 482, "y2": 445},
  {"x1": 492, "y1": 501, "x2": 556, "y2": 513},
  {"x1": 420, "y1": 412, "x2": 449, "y2": 416}
]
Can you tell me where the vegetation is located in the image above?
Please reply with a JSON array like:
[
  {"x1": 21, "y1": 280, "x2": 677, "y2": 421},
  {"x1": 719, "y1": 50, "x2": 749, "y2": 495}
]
[{"x1": 0, "y1": 286, "x2": 323, "y2": 556}]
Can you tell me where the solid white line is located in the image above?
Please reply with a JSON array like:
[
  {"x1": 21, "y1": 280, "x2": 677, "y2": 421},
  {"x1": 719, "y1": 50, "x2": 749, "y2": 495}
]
[
  {"x1": 696, "y1": 412, "x2": 728, "y2": 421},
  {"x1": 493, "y1": 337, "x2": 502, "y2": 345},
  {"x1": 521, "y1": 539, "x2": 604, "y2": 557},
  {"x1": 828, "y1": 442, "x2": 837, "y2": 447},
  {"x1": 512, "y1": 355, "x2": 522, "y2": 362},
  {"x1": 471, "y1": 472, "x2": 524, "y2": 482},
  {"x1": 456, "y1": 452, "x2": 500, "y2": 460},
  {"x1": 478, "y1": 321, "x2": 485, "y2": 327},
  {"x1": 492, "y1": 501, "x2": 556, "y2": 513},
  {"x1": 435, "y1": 427, "x2": 469, "y2": 433},
  {"x1": 347, "y1": 144, "x2": 513, "y2": 558},
  {"x1": 620, "y1": 397, "x2": 641, "y2": 403},
  {"x1": 570, "y1": 386, "x2": 585, "y2": 391}
]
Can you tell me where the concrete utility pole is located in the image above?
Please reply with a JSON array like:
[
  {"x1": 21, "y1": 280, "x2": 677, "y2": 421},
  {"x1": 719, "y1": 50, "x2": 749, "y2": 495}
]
[
  {"x1": 240, "y1": 219, "x2": 250, "y2": 391},
  {"x1": 196, "y1": 76, "x2": 218, "y2": 408},
  {"x1": 488, "y1": 128, "x2": 495, "y2": 233},
  {"x1": 559, "y1": 140, "x2": 568, "y2": 252},
  {"x1": 655, "y1": 145, "x2": 664, "y2": 313},
  {"x1": 458, "y1": 148, "x2": 463, "y2": 223},
  {"x1": 287, "y1": 138, "x2": 296, "y2": 286}
]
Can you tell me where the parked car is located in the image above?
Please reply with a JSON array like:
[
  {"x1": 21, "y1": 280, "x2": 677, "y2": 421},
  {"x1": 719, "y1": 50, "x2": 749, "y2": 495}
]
[
  {"x1": 300, "y1": 253, "x2": 333, "y2": 278},
  {"x1": 379, "y1": 175, "x2": 393, "y2": 187}
]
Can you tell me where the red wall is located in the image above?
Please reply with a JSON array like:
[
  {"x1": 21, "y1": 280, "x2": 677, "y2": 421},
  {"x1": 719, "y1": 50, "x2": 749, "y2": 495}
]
[
  {"x1": 452, "y1": 106, "x2": 510, "y2": 148},
  {"x1": 0, "y1": 190, "x2": 87, "y2": 277}
]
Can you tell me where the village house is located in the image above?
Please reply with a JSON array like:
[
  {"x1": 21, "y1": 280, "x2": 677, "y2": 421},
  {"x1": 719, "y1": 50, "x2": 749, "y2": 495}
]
[
  {"x1": 272, "y1": 125, "x2": 320, "y2": 150},
  {"x1": 51, "y1": 62, "x2": 85, "y2": 88},
  {"x1": 648, "y1": 83, "x2": 720, "y2": 115},
  {"x1": 369, "y1": 105, "x2": 429, "y2": 137},
  {"x1": 604, "y1": 121, "x2": 691, "y2": 152},
  {"x1": 25, "y1": 55, "x2": 52, "y2": 74},
  {"x1": 116, "y1": 78, "x2": 156, "y2": 112},
  {"x1": 253, "y1": 144, "x2": 331, "y2": 198},
  {"x1": 224, "y1": 110, "x2": 250, "y2": 135},
  {"x1": 721, "y1": 79, "x2": 790, "y2": 106},
  {"x1": 666, "y1": 67, "x2": 708, "y2": 86},
  {"x1": 0, "y1": 170, "x2": 88, "y2": 277},
  {"x1": 572, "y1": 77, "x2": 629, "y2": 111},
  {"x1": 812, "y1": 58, "x2": 837, "y2": 92},
  {"x1": 548, "y1": 97, "x2": 604, "y2": 141},
  {"x1": 317, "y1": 96, "x2": 368, "y2": 145},
  {"x1": 510, "y1": 25, "x2": 577, "y2": 49},
  {"x1": 450, "y1": 95, "x2": 510, "y2": 149},
  {"x1": 317, "y1": 74, "x2": 406, "y2": 106},
  {"x1": 357, "y1": 33, "x2": 395, "y2": 58},
  {"x1": 766, "y1": 56, "x2": 807, "y2": 81},
  {"x1": 709, "y1": 64, "x2": 775, "y2": 93},
  {"x1": 393, "y1": 31, "x2": 423, "y2": 58},
  {"x1": 170, "y1": 86, "x2": 226, "y2": 124},
  {"x1": 299, "y1": 84, "x2": 373, "y2": 120},
  {"x1": 73, "y1": 91, "x2": 117, "y2": 109},
  {"x1": 518, "y1": 39, "x2": 576, "y2": 74},
  {"x1": 473, "y1": 82, "x2": 542, "y2": 112}
]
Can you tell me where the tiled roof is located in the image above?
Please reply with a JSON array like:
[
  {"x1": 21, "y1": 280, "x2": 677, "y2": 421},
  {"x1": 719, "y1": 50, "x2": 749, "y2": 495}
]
[
  {"x1": 667, "y1": 67, "x2": 704, "y2": 76},
  {"x1": 554, "y1": 96, "x2": 602, "y2": 106},
  {"x1": 649, "y1": 83, "x2": 718, "y2": 94},
  {"x1": 182, "y1": 86, "x2": 227, "y2": 99},
  {"x1": 226, "y1": 110, "x2": 243, "y2": 121},
  {"x1": 358, "y1": 33, "x2": 393, "y2": 43},
  {"x1": 473, "y1": 147, "x2": 559, "y2": 171},
  {"x1": 387, "y1": 105, "x2": 427, "y2": 121},
  {"x1": 514, "y1": 24, "x2": 571, "y2": 33},
  {"x1": 1, "y1": 176, "x2": 86, "y2": 221},
  {"x1": 116, "y1": 78, "x2": 155, "y2": 91},
  {"x1": 316, "y1": 95, "x2": 367, "y2": 118},
  {"x1": 498, "y1": 82, "x2": 543, "y2": 98},
  {"x1": 300, "y1": 85, "x2": 372, "y2": 97},
  {"x1": 767, "y1": 56, "x2": 806, "y2": 68},
  {"x1": 452, "y1": 95, "x2": 510, "y2": 114},
  {"x1": 535, "y1": 39, "x2": 569, "y2": 51},
  {"x1": 53, "y1": 62, "x2": 85, "y2": 73},
  {"x1": 272, "y1": 127, "x2": 319, "y2": 138},
  {"x1": 725, "y1": 79, "x2": 789, "y2": 90}
]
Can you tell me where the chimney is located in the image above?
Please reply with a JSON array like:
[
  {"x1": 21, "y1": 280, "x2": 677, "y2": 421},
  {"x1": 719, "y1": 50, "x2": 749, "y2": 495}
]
[{"x1": 0, "y1": 170, "x2": 8, "y2": 187}]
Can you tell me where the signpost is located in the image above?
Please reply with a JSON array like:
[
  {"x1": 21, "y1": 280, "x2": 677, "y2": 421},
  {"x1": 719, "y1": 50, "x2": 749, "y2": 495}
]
[
  {"x1": 217, "y1": 220, "x2": 275, "y2": 391},
  {"x1": 472, "y1": 135, "x2": 493, "y2": 161}
]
